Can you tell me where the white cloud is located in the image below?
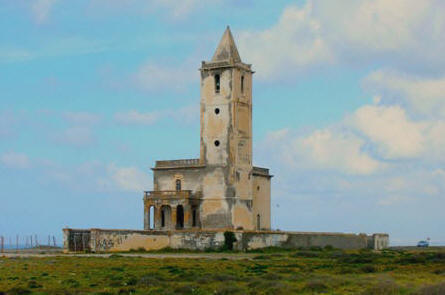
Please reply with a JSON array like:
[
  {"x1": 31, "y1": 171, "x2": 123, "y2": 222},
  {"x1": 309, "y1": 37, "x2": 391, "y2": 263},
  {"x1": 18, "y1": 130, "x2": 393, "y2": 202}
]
[
  {"x1": 105, "y1": 163, "x2": 150, "y2": 192},
  {"x1": 114, "y1": 110, "x2": 161, "y2": 125},
  {"x1": 64, "y1": 112, "x2": 101, "y2": 126},
  {"x1": 114, "y1": 105, "x2": 198, "y2": 126},
  {"x1": 1, "y1": 152, "x2": 31, "y2": 169},
  {"x1": 364, "y1": 69, "x2": 445, "y2": 118},
  {"x1": 263, "y1": 128, "x2": 384, "y2": 175},
  {"x1": 56, "y1": 127, "x2": 94, "y2": 147},
  {"x1": 238, "y1": 0, "x2": 445, "y2": 79},
  {"x1": 298, "y1": 129, "x2": 383, "y2": 175},
  {"x1": 31, "y1": 0, "x2": 58, "y2": 24},
  {"x1": 134, "y1": 61, "x2": 197, "y2": 92},
  {"x1": 349, "y1": 105, "x2": 425, "y2": 159},
  {"x1": 0, "y1": 48, "x2": 33, "y2": 63},
  {"x1": 378, "y1": 195, "x2": 411, "y2": 206},
  {"x1": 238, "y1": 3, "x2": 334, "y2": 80},
  {"x1": 88, "y1": 0, "x2": 215, "y2": 20}
]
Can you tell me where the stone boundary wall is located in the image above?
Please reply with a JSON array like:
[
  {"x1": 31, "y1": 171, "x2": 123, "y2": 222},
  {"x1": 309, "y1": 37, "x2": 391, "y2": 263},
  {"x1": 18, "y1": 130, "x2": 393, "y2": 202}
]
[{"x1": 63, "y1": 228, "x2": 389, "y2": 252}]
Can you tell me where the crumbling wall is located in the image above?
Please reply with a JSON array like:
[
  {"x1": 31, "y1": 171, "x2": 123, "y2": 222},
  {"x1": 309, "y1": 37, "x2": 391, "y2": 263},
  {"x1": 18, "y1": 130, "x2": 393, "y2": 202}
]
[{"x1": 64, "y1": 228, "x2": 389, "y2": 252}]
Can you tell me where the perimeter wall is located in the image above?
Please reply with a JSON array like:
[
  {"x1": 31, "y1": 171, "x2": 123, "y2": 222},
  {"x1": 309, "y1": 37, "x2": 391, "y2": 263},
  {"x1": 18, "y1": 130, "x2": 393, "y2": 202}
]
[{"x1": 63, "y1": 228, "x2": 389, "y2": 252}]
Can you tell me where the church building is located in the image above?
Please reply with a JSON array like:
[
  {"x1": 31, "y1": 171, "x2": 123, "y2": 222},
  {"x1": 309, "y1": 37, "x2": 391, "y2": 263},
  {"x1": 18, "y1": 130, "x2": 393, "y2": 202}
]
[{"x1": 143, "y1": 27, "x2": 272, "y2": 232}]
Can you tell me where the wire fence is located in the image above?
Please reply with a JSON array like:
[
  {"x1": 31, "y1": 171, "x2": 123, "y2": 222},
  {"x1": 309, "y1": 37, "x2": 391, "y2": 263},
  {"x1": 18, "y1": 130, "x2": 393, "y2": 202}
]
[{"x1": 0, "y1": 234, "x2": 60, "y2": 253}]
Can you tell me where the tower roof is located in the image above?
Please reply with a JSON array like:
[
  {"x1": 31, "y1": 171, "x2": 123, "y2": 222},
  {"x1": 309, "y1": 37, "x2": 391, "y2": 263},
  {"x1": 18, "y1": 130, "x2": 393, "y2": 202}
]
[{"x1": 211, "y1": 26, "x2": 242, "y2": 63}]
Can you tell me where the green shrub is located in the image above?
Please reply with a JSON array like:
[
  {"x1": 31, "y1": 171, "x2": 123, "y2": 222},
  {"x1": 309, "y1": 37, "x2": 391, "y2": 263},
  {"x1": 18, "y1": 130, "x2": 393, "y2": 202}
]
[
  {"x1": 27, "y1": 280, "x2": 42, "y2": 289},
  {"x1": 292, "y1": 251, "x2": 320, "y2": 258},
  {"x1": 324, "y1": 245, "x2": 334, "y2": 251},
  {"x1": 61, "y1": 278, "x2": 80, "y2": 288},
  {"x1": 361, "y1": 265, "x2": 378, "y2": 273}
]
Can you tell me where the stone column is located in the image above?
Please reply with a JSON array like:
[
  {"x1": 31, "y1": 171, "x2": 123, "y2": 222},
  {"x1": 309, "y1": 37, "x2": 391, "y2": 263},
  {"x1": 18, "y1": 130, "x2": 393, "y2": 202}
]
[
  {"x1": 144, "y1": 204, "x2": 149, "y2": 230},
  {"x1": 154, "y1": 206, "x2": 161, "y2": 230},
  {"x1": 184, "y1": 204, "x2": 191, "y2": 229},
  {"x1": 171, "y1": 205, "x2": 177, "y2": 230}
]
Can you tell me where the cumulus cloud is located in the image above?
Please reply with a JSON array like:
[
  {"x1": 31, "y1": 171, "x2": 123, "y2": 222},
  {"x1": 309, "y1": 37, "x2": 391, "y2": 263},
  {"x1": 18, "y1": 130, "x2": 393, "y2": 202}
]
[
  {"x1": 88, "y1": 0, "x2": 213, "y2": 20},
  {"x1": 134, "y1": 61, "x2": 197, "y2": 92},
  {"x1": 64, "y1": 112, "x2": 101, "y2": 126},
  {"x1": 1, "y1": 152, "x2": 31, "y2": 169},
  {"x1": 348, "y1": 105, "x2": 426, "y2": 159},
  {"x1": 238, "y1": 0, "x2": 445, "y2": 80},
  {"x1": 56, "y1": 127, "x2": 95, "y2": 147},
  {"x1": 114, "y1": 110, "x2": 161, "y2": 125},
  {"x1": 262, "y1": 128, "x2": 384, "y2": 175},
  {"x1": 298, "y1": 129, "x2": 383, "y2": 175},
  {"x1": 31, "y1": 0, "x2": 58, "y2": 24},
  {"x1": 238, "y1": 3, "x2": 334, "y2": 80},
  {"x1": 114, "y1": 105, "x2": 198, "y2": 126},
  {"x1": 364, "y1": 70, "x2": 445, "y2": 118},
  {"x1": 105, "y1": 163, "x2": 150, "y2": 192}
]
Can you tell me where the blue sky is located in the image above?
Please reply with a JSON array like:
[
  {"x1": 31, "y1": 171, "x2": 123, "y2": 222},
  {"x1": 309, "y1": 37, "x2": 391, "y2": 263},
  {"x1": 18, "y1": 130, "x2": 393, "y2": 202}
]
[{"x1": 1, "y1": 0, "x2": 445, "y2": 246}]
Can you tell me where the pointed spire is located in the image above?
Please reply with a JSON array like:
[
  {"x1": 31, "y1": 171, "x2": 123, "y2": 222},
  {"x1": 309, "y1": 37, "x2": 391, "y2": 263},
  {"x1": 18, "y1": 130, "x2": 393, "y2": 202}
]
[{"x1": 211, "y1": 26, "x2": 242, "y2": 63}]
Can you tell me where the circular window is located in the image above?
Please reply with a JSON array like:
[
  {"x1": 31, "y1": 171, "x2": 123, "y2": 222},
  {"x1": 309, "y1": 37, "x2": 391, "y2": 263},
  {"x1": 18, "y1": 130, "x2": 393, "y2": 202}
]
[
  {"x1": 214, "y1": 140, "x2": 220, "y2": 147},
  {"x1": 214, "y1": 108, "x2": 220, "y2": 114}
]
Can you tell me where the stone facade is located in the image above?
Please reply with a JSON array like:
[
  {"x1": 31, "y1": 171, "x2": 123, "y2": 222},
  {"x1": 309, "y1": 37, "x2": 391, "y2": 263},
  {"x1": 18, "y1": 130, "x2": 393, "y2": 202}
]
[{"x1": 143, "y1": 27, "x2": 272, "y2": 232}]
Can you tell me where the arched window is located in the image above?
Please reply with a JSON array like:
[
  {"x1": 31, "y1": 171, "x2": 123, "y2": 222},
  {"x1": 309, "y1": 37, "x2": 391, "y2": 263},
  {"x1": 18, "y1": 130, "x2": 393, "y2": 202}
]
[
  {"x1": 215, "y1": 74, "x2": 220, "y2": 93},
  {"x1": 176, "y1": 179, "x2": 181, "y2": 191},
  {"x1": 241, "y1": 75, "x2": 244, "y2": 93}
]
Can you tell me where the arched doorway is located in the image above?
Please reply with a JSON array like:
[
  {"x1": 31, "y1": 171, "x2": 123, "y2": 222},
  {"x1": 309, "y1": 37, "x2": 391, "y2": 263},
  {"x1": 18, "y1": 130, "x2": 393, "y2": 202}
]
[
  {"x1": 257, "y1": 214, "x2": 261, "y2": 230},
  {"x1": 176, "y1": 205, "x2": 184, "y2": 229},
  {"x1": 161, "y1": 205, "x2": 171, "y2": 229}
]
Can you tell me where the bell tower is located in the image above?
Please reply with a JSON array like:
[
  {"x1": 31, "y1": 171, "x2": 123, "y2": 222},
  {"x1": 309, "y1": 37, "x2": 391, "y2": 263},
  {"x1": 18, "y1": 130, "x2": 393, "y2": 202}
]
[{"x1": 199, "y1": 26, "x2": 255, "y2": 230}]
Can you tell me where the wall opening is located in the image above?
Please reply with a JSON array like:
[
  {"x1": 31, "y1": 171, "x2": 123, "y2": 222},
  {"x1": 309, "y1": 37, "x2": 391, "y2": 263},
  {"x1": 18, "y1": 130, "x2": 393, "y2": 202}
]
[
  {"x1": 215, "y1": 74, "x2": 220, "y2": 93},
  {"x1": 214, "y1": 108, "x2": 220, "y2": 114},
  {"x1": 149, "y1": 206, "x2": 155, "y2": 229},
  {"x1": 257, "y1": 214, "x2": 261, "y2": 230},
  {"x1": 214, "y1": 140, "x2": 220, "y2": 147},
  {"x1": 192, "y1": 208, "x2": 197, "y2": 227},
  {"x1": 161, "y1": 210, "x2": 165, "y2": 227},
  {"x1": 175, "y1": 179, "x2": 181, "y2": 191},
  {"x1": 176, "y1": 205, "x2": 184, "y2": 229},
  {"x1": 241, "y1": 75, "x2": 244, "y2": 93}
]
